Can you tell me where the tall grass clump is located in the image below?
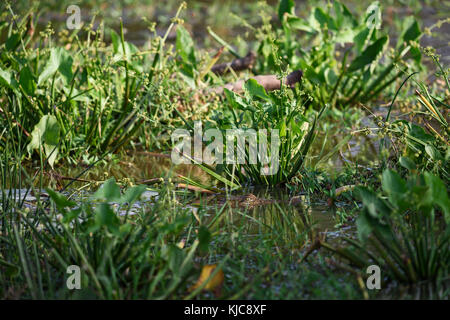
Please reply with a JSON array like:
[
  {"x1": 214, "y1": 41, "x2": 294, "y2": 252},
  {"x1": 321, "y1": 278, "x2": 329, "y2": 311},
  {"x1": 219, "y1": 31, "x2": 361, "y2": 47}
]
[
  {"x1": 0, "y1": 157, "x2": 217, "y2": 299},
  {"x1": 325, "y1": 168, "x2": 449, "y2": 296},
  {"x1": 200, "y1": 77, "x2": 326, "y2": 187},
  {"x1": 0, "y1": 3, "x2": 197, "y2": 166}
]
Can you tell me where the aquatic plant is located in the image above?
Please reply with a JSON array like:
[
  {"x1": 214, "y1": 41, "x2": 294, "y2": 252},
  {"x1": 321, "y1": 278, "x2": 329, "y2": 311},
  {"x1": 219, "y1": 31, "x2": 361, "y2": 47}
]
[
  {"x1": 203, "y1": 77, "x2": 326, "y2": 186},
  {"x1": 325, "y1": 168, "x2": 449, "y2": 290},
  {"x1": 251, "y1": 0, "x2": 423, "y2": 109}
]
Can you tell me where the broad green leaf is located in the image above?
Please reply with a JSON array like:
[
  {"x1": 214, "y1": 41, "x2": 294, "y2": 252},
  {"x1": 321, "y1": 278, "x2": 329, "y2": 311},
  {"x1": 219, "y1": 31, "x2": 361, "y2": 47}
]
[
  {"x1": 356, "y1": 211, "x2": 372, "y2": 243},
  {"x1": 355, "y1": 186, "x2": 391, "y2": 218},
  {"x1": 27, "y1": 115, "x2": 60, "y2": 168},
  {"x1": 162, "y1": 244, "x2": 184, "y2": 273},
  {"x1": 176, "y1": 25, "x2": 196, "y2": 66},
  {"x1": 334, "y1": 27, "x2": 358, "y2": 44},
  {"x1": 244, "y1": 78, "x2": 270, "y2": 101},
  {"x1": 333, "y1": 2, "x2": 357, "y2": 30},
  {"x1": 423, "y1": 172, "x2": 450, "y2": 223},
  {"x1": 382, "y1": 169, "x2": 409, "y2": 210},
  {"x1": 408, "y1": 123, "x2": 434, "y2": 143},
  {"x1": 278, "y1": 0, "x2": 295, "y2": 23},
  {"x1": 38, "y1": 48, "x2": 73, "y2": 85},
  {"x1": 95, "y1": 203, "x2": 120, "y2": 235},
  {"x1": 285, "y1": 15, "x2": 315, "y2": 33},
  {"x1": 178, "y1": 63, "x2": 196, "y2": 89},
  {"x1": 46, "y1": 188, "x2": 76, "y2": 210},
  {"x1": 111, "y1": 28, "x2": 120, "y2": 53},
  {"x1": 312, "y1": 8, "x2": 336, "y2": 31},
  {"x1": 110, "y1": 29, "x2": 138, "y2": 58},
  {"x1": 0, "y1": 67, "x2": 19, "y2": 91},
  {"x1": 62, "y1": 208, "x2": 82, "y2": 224},
  {"x1": 354, "y1": 27, "x2": 372, "y2": 52},
  {"x1": 6, "y1": 33, "x2": 21, "y2": 51},
  {"x1": 224, "y1": 88, "x2": 248, "y2": 111},
  {"x1": 19, "y1": 66, "x2": 36, "y2": 95},
  {"x1": 398, "y1": 17, "x2": 421, "y2": 47},
  {"x1": 409, "y1": 45, "x2": 422, "y2": 65},
  {"x1": 324, "y1": 68, "x2": 338, "y2": 86},
  {"x1": 424, "y1": 145, "x2": 443, "y2": 161},
  {"x1": 348, "y1": 35, "x2": 388, "y2": 72},
  {"x1": 399, "y1": 156, "x2": 416, "y2": 171},
  {"x1": 93, "y1": 178, "x2": 121, "y2": 202},
  {"x1": 119, "y1": 184, "x2": 146, "y2": 205},
  {"x1": 382, "y1": 169, "x2": 407, "y2": 195}
]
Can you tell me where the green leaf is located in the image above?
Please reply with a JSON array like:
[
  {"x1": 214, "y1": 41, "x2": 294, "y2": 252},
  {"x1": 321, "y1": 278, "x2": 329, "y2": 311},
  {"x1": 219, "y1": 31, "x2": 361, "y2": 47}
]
[
  {"x1": 63, "y1": 208, "x2": 82, "y2": 224},
  {"x1": 38, "y1": 47, "x2": 73, "y2": 85},
  {"x1": 224, "y1": 88, "x2": 248, "y2": 111},
  {"x1": 285, "y1": 15, "x2": 315, "y2": 33},
  {"x1": 110, "y1": 29, "x2": 138, "y2": 58},
  {"x1": 176, "y1": 25, "x2": 196, "y2": 66},
  {"x1": 198, "y1": 226, "x2": 211, "y2": 252},
  {"x1": 119, "y1": 184, "x2": 146, "y2": 205},
  {"x1": 244, "y1": 78, "x2": 270, "y2": 101},
  {"x1": 382, "y1": 169, "x2": 409, "y2": 210},
  {"x1": 0, "y1": 67, "x2": 19, "y2": 91},
  {"x1": 95, "y1": 203, "x2": 120, "y2": 235},
  {"x1": 19, "y1": 66, "x2": 36, "y2": 96},
  {"x1": 312, "y1": 8, "x2": 336, "y2": 31},
  {"x1": 278, "y1": 0, "x2": 295, "y2": 23},
  {"x1": 399, "y1": 156, "x2": 416, "y2": 171},
  {"x1": 27, "y1": 115, "x2": 60, "y2": 168},
  {"x1": 334, "y1": 27, "x2": 358, "y2": 44},
  {"x1": 162, "y1": 244, "x2": 184, "y2": 273},
  {"x1": 46, "y1": 188, "x2": 76, "y2": 210},
  {"x1": 424, "y1": 145, "x2": 443, "y2": 161},
  {"x1": 355, "y1": 186, "x2": 391, "y2": 218},
  {"x1": 348, "y1": 35, "x2": 388, "y2": 72},
  {"x1": 178, "y1": 63, "x2": 196, "y2": 89},
  {"x1": 382, "y1": 169, "x2": 407, "y2": 195},
  {"x1": 398, "y1": 16, "x2": 421, "y2": 47},
  {"x1": 408, "y1": 123, "x2": 434, "y2": 143},
  {"x1": 111, "y1": 29, "x2": 120, "y2": 53},
  {"x1": 356, "y1": 211, "x2": 372, "y2": 243},
  {"x1": 354, "y1": 27, "x2": 372, "y2": 52},
  {"x1": 333, "y1": 2, "x2": 357, "y2": 30},
  {"x1": 6, "y1": 33, "x2": 21, "y2": 51},
  {"x1": 324, "y1": 68, "x2": 338, "y2": 86},
  {"x1": 278, "y1": 120, "x2": 287, "y2": 137},
  {"x1": 93, "y1": 178, "x2": 121, "y2": 202},
  {"x1": 423, "y1": 172, "x2": 450, "y2": 223}
]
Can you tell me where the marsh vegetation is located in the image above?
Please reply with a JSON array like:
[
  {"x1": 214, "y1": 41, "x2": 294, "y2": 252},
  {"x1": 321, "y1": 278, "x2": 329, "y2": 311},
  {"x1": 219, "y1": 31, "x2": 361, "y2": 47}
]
[{"x1": 0, "y1": 0, "x2": 449, "y2": 299}]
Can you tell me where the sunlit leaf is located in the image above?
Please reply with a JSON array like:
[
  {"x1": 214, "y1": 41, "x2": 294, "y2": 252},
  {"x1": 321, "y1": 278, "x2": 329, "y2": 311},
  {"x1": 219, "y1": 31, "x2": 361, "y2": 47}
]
[
  {"x1": 176, "y1": 25, "x2": 196, "y2": 66},
  {"x1": 190, "y1": 264, "x2": 224, "y2": 292},
  {"x1": 38, "y1": 47, "x2": 73, "y2": 85},
  {"x1": 27, "y1": 114, "x2": 60, "y2": 168},
  {"x1": 244, "y1": 78, "x2": 270, "y2": 101}
]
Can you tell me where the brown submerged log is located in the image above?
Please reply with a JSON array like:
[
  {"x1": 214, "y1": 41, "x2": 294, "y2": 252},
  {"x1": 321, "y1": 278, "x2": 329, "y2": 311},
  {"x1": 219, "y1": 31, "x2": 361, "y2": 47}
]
[
  {"x1": 211, "y1": 51, "x2": 257, "y2": 75},
  {"x1": 211, "y1": 69, "x2": 303, "y2": 95}
]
